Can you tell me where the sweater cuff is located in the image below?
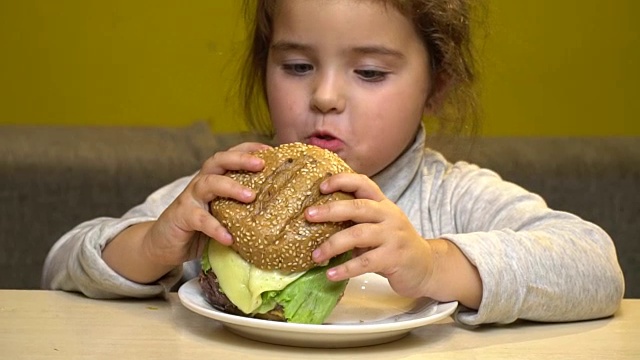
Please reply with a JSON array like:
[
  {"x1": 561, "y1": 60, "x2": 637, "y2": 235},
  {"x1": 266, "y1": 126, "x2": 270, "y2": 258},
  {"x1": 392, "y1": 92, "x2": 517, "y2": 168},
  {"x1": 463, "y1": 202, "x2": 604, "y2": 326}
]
[
  {"x1": 440, "y1": 231, "x2": 523, "y2": 326},
  {"x1": 73, "y1": 217, "x2": 183, "y2": 298}
]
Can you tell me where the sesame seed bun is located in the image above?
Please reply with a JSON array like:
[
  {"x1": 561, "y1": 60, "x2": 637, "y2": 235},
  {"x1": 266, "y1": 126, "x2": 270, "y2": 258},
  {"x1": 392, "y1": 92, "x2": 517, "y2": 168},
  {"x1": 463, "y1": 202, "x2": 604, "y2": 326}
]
[{"x1": 210, "y1": 142, "x2": 355, "y2": 273}]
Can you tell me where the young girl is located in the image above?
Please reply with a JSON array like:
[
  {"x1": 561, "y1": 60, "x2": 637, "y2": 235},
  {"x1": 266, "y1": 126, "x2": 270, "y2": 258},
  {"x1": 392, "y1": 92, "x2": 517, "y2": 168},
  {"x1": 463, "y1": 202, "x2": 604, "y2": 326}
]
[{"x1": 43, "y1": 0, "x2": 624, "y2": 326}]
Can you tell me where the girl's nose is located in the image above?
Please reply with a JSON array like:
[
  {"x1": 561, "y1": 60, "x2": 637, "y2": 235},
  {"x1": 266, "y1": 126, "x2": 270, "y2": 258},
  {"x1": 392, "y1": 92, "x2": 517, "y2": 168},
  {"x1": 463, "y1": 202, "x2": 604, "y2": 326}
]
[{"x1": 310, "y1": 72, "x2": 346, "y2": 114}]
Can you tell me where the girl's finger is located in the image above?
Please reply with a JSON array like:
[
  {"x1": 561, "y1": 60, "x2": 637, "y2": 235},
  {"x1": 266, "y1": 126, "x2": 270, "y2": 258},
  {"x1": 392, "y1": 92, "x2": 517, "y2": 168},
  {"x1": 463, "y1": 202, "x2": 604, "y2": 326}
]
[
  {"x1": 190, "y1": 173, "x2": 256, "y2": 204},
  {"x1": 200, "y1": 151, "x2": 266, "y2": 175},
  {"x1": 306, "y1": 197, "x2": 386, "y2": 224},
  {"x1": 325, "y1": 248, "x2": 388, "y2": 282},
  {"x1": 320, "y1": 173, "x2": 386, "y2": 201},
  {"x1": 227, "y1": 142, "x2": 273, "y2": 152},
  {"x1": 313, "y1": 223, "x2": 382, "y2": 263},
  {"x1": 182, "y1": 206, "x2": 233, "y2": 246}
]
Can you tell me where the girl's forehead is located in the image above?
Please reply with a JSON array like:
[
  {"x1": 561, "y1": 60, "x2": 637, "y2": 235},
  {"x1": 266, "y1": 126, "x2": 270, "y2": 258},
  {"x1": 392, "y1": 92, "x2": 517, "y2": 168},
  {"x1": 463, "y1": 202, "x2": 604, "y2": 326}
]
[
  {"x1": 271, "y1": 1, "x2": 424, "y2": 51},
  {"x1": 270, "y1": 0, "x2": 412, "y2": 36},
  {"x1": 270, "y1": 0, "x2": 406, "y2": 18},
  {"x1": 268, "y1": 0, "x2": 429, "y2": 67}
]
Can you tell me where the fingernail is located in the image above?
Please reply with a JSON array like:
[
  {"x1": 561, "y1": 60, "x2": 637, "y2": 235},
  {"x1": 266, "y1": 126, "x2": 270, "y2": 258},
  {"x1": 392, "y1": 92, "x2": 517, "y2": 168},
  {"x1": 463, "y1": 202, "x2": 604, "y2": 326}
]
[
  {"x1": 326, "y1": 268, "x2": 338, "y2": 279},
  {"x1": 319, "y1": 181, "x2": 329, "y2": 192},
  {"x1": 222, "y1": 230, "x2": 233, "y2": 242},
  {"x1": 242, "y1": 188, "x2": 253, "y2": 198},
  {"x1": 307, "y1": 207, "x2": 317, "y2": 217},
  {"x1": 312, "y1": 249, "x2": 322, "y2": 261}
]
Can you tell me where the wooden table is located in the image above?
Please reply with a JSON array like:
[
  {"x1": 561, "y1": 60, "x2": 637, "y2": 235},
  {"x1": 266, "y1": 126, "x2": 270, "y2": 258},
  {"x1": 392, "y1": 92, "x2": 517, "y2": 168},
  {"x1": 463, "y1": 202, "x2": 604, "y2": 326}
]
[{"x1": 1, "y1": 290, "x2": 637, "y2": 359}]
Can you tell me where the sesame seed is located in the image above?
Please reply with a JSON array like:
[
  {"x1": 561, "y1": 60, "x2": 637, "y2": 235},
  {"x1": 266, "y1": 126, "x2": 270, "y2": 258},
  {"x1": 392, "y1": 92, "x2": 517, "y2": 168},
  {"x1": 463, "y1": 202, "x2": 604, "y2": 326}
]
[{"x1": 208, "y1": 142, "x2": 354, "y2": 272}]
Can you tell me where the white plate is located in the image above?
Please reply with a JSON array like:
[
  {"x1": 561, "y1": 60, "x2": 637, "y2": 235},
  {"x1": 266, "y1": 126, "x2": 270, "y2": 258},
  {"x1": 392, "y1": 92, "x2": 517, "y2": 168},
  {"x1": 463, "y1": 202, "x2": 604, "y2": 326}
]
[{"x1": 178, "y1": 273, "x2": 457, "y2": 348}]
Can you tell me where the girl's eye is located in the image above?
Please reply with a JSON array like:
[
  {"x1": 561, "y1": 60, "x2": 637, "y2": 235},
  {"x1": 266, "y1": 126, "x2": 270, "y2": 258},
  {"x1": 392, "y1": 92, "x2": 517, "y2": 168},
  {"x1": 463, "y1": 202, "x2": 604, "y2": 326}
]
[
  {"x1": 282, "y1": 63, "x2": 314, "y2": 75},
  {"x1": 355, "y1": 69, "x2": 388, "y2": 82}
]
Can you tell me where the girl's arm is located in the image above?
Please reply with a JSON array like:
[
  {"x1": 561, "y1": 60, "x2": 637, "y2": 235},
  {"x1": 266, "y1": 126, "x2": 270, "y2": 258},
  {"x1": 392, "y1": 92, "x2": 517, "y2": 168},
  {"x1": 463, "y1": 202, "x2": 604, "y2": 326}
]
[
  {"x1": 422, "y1": 238, "x2": 483, "y2": 309},
  {"x1": 41, "y1": 176, "x2": 191, "y2": 298},
  {"x1": 435, "y1": 163, "x2": 624, "y2": 325},
  {"x1": 101, "y1": 221, "x2": 177, "y2": 285}
]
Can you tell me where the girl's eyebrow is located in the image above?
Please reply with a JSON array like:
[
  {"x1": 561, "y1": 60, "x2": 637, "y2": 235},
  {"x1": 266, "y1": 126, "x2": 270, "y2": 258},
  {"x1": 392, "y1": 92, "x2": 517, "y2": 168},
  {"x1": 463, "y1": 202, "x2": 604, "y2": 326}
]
[
  {"x1": 270, "y1": 41, "x2": 311, "y2": 53},
  {"x1": 270, "y1": 41, "x2": 404, "y2": 59},
  {"x1": 351, "y1": 46, "x2": 405, "y2": 59}
]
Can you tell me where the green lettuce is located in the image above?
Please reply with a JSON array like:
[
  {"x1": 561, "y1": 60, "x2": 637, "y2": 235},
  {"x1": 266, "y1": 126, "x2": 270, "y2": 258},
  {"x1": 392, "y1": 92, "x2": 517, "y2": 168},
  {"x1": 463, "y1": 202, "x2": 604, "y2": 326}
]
[
  {"x1": 201, "y1": 240, "x2": 212, "y2": 272},
  {"x1": 255, "y1": 252, "x2": 351, "y2": 324},
  {"x1": 201, "y1": 239, "x2": 350, "y2": 324}
]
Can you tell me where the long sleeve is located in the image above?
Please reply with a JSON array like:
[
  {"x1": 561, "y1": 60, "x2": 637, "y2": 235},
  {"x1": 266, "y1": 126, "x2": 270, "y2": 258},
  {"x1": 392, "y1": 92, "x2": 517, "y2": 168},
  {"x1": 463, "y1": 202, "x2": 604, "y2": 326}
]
[
  {"x1": 373, "y1": 128, "x2": 624, "y2": 326},
  {"x1": 42, "y1": 175, "x2": 196, "y2": 298},
  {"x1": 423, "y1": 157, "x2": 625, "y2": 326}
]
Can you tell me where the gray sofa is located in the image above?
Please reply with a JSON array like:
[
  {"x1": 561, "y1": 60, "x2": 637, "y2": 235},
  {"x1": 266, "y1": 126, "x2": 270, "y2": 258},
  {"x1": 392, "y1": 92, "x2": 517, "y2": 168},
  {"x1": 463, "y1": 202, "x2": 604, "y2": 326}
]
[{"x1": 1, "y1": 123, "x2": 638, "y2": 298}]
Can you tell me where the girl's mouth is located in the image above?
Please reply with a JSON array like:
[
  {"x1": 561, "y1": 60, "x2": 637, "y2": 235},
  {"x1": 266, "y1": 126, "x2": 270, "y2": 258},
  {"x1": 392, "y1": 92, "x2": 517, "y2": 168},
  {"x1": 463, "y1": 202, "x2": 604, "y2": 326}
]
[{"x1": 308, "y1": 132, "x2": 344, "y2": 153}]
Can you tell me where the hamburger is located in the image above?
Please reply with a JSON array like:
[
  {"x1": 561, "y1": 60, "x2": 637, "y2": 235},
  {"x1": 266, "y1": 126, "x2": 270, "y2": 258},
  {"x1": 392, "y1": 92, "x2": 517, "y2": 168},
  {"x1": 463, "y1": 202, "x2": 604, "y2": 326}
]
[{"x1": 199, "y1": 142, "x2": 355, "y2": 324}]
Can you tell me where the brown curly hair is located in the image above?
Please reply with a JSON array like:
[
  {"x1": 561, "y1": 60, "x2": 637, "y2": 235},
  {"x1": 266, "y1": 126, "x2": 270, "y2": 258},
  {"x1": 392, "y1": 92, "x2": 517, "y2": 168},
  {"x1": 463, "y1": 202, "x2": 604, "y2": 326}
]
[{"x1": 238, "y1": 0, "x2": 481, "y2": 138}]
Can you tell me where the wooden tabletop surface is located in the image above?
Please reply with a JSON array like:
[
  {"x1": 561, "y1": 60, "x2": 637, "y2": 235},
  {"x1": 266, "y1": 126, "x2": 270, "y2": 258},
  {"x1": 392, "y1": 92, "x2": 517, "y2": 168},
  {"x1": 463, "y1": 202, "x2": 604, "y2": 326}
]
[{"x1": 1, "y1": 290, "x2": 637, "y2": 359}]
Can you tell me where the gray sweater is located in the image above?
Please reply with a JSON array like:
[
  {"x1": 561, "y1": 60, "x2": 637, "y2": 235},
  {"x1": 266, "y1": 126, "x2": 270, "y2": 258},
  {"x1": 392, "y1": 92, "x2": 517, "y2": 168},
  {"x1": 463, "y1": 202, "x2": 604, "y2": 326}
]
[{"x1": 42, "y1": 130, "x2": 624, "y2": 326}]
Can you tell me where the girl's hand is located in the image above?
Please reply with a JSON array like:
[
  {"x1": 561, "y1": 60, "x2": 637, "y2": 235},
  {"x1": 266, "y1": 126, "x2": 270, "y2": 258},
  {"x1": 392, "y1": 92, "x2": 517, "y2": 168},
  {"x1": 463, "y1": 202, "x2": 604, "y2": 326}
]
[
  {"x1": 103, "y1": 142, "x2": 273, "y2": 284},
  {"x1": 142, "y1": 142, "x2": 272, "y2": 268},
  {"x1": 306, "y1": 173, "x2": 482, "y2": 308},
  {"x1": 306, "y1": 173, "x2": 433, "y2": 298}
]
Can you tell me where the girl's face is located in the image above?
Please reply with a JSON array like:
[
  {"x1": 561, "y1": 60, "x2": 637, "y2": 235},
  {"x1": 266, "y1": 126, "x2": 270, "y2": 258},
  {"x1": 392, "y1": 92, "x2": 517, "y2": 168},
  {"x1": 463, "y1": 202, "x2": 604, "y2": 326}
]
[{"x1": 266, "y1": 0, "x2": 432, "y2": 176}]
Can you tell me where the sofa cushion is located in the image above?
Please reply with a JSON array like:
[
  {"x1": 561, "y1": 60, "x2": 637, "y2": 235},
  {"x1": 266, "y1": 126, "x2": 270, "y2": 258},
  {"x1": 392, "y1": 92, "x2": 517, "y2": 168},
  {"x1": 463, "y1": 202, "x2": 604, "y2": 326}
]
[
  {"x1": 0, "y1": 122, "x2": 260, "y2": 290},
  {"x1": 1, "y1": 126, "x2": 637, "y2": 298}
]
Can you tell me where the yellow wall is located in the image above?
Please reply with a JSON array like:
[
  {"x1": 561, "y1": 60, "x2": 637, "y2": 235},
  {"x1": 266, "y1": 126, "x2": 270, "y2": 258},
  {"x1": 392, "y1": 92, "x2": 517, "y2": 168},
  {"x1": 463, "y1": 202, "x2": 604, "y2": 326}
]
[
  {"x1": 1, "y1": 1, "x2": 638, "y2": 135},
  {"x1": 481, "y1": 0, "x2": 639, "y2": 135},
  {"x1": 0, "y1": 1, "x2": 248, "y2": 133}
]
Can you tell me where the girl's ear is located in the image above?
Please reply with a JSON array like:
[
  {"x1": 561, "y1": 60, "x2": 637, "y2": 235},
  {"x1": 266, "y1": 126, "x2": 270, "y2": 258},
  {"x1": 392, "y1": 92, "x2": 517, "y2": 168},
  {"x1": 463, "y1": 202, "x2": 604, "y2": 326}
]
[{"x1": 424, "y1": 71, "x2": 452, "y2": 116}]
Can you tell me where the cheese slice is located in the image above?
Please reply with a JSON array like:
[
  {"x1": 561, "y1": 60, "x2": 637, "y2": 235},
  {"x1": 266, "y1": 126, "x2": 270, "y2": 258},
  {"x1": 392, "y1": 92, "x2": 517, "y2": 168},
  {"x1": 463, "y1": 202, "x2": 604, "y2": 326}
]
[{"x1": 208, "y1": 241, "x2": 304, "y2": 314}]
